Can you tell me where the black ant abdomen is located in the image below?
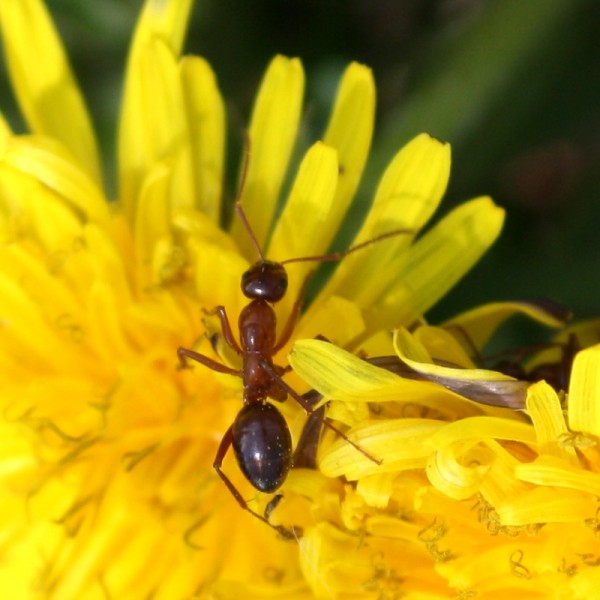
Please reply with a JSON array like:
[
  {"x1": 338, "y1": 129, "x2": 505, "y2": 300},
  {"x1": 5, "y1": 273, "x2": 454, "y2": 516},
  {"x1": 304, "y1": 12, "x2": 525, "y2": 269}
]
[{"x1": 231, "y1": 402, "x2": 292, "y2": 493}]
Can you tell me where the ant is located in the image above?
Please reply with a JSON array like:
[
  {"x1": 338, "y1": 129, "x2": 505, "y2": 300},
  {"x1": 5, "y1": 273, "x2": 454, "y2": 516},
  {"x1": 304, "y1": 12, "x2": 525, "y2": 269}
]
[
  {"x1": 178, "y1": 147, "x2": 412, "y2": 537},
  {"x1": 490, "y1": 333, "x2": 580, "y2": 393}
]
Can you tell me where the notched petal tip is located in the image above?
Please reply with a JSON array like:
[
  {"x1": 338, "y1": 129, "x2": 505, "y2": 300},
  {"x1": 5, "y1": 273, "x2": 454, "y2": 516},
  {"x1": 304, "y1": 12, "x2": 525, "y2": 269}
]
[{"x1": 423, "y1": 132, "x2": 449, "y2": 146}]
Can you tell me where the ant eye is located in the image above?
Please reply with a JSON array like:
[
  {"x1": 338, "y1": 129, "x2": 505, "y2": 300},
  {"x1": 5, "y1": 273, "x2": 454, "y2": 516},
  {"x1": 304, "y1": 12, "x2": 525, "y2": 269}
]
[{"x1": 241, "y1": 261, "x2": 288, "y2": 302}]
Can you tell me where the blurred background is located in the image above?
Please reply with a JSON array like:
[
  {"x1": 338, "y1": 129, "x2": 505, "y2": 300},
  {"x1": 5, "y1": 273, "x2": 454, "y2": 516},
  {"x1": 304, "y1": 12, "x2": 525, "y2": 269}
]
[{"x1": 1, "y1": 0, "x2": 599, "y2": 345}]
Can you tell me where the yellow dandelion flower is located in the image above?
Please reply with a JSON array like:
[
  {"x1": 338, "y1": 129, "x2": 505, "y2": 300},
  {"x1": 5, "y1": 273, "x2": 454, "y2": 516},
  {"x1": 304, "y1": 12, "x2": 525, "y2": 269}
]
[
  {"x1": 290, "y1": 324, "x2": 600, "y2": 598},
  {"x1": 0, "y1": 0, "x2": 504, "y2": 598}
]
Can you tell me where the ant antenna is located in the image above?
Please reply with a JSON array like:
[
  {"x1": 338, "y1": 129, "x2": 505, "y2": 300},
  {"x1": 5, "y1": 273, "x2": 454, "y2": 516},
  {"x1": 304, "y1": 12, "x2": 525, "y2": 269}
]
[
  {"x1": 233, "y1": 130, "x2": 414, "y2": 266},
  {"x1": 233, "y1": 132, "x2": 266, "y2": 261},
  {"x1": 280, "y1": 228, "x2": 414, "y2": 265},
  {"x1": 235, "y1": 202, "x2": 265, "y2": 261}
]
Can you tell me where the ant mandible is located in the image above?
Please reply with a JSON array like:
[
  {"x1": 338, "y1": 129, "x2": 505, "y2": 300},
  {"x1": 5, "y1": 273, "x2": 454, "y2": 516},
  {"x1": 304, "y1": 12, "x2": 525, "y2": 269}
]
[{"x1": 178, "y1": 145, "x2": 412, "y2": 537}]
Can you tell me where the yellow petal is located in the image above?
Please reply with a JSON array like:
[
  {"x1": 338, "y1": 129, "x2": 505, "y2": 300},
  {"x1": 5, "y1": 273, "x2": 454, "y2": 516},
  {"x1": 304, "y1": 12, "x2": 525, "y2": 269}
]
[
  {"x1": 476, "y1": 440, "x2": 532, "y2": 512},
  {"x1": 0, "y1": 244, "x2": 83, "y2": 338},
  {"x1": 290, "y1": 339, "x2": 489, "y2": 420},
  {"x1": 515, "y1": 456, "x2": 600, "y2": 496},
  {"x1": 355, "y1": 472, "x2": 397, "y2": 508},
  {"x1": 127, "y1": 38, "x2": 190, "y2": 212},
  {"x1": 232, "y1": 56, "x2": 304, "y2": 258},
  {"x1": 87, "y1": 281, "x2": 136, "y2": 363},
  {"x1": 430, "y1": 432, "x2": 532, "y2": 519},
  {"x1": 135, "y1": 164, "x2": 170, "y2": 245},
  {"x1": 319, "y1": 418, "x2": 441, "y2": 480},
  {"x1": 180, "y1": 56, "x2": 225, "y2": 221},
  {"x1": 426, "y1": 439, "x2": 491, "y2": 500},
  {"x1": 413, "y1": 325, "x2": 476, "y2": 368},
  {"x1": 267, "y1": 141, "x2": 338, "y2": 268},
  {"x1": 0, "y1": 168, "x2": 83, "y2": 251},
  {"x1": 526, "y1": 381, "x2": 577, "y2": 462},
  {"x1": 394, "y1": 328, "x2": 529, "y2": 409},
  {"x1": 0, "y1": 0, "x2": 100, "y2": 183},
  {"x1": 84, "y1": 223, "x2": 132, "y2": 310},
  {"x1": 299, "y1": 522, "x2": 431, "y2": 598},
  {"x1": 428, "y1": 427, "x2": 532, "y2": 504},
  {"x1": 290, "y1": 338, "x2": 426, "y2": 401},
  {"x1": 568, "y1": 344, "x2": 600, "y2": 438},
  {"x1": 131, "y1": 0, "x2": 193, "y2": 56},
  {"x1": 118, "y1": 0, "x2": 194, "y2": 214},
  {"x1": 496, "y1": 486, "x2": 597, "y2": 525},
  {"x1": 572, "y1": 562, "x2": 600, "y2": 597},
  {"x1": 266, "y1": 142, "x2": 341, "y2": 328},
  {"x1": 294, "y1": 295, "x2": 365, "y2": 350},
  {"x1": 0, "y1": 136, "x2": 109, "y2": 226},
  {"x1": 317, "y1": 134, "x2": 450, "y2": 308},
  {"x1": 428, "y1": 416, "x2": 536, "y2": 449},
  {"x1": 0, "y1": 272, "x2": 92, "y2": 375},
  {"x1": 190, "y1": 236, "x2": 248, "y2": 316},
  {"x1": 443, "y1": 299, "x2": 571, "y2": 352},
  {"x1": 365, "y1": 133, "x2": 450, "y2": 234},
  {"x1": 369, "y1": 196, "x2": 504, "y2": 330},
  {"x1": 394, "y1": 326, "x2": 434, "y2": 363},
  {"x1": 322, "y1": 63, "x2": 375, "y2": 228},
  {"x1": 133, "y1": 162, "x2": 172, "y2": 284}
]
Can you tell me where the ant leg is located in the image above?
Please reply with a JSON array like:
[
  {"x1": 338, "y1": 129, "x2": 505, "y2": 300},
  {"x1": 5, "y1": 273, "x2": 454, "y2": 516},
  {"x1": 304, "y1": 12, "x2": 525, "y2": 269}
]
[
  {"x1": 293, "y1": 390, "x2": 325, "y2": 469},
  {"x1": 262, "y1": 494, "x2": 304, "y2": 536},
  {"x1": 204, "y1": 305, "x2": 243, "y2": 355},
  {"x1": 177, "y1": 347, "x2": 241, "y2": 376},
  {"x1": 214, "y1": 426, "x2": 299, "y2": 539},
  {"x1": 264, "y1": 494, "x2": 284, "y2": 520},
  {"x1": 259, "y1": 359, "x2": 382, "y2": 465},
  {"x1": 272, "y1": 274, "x2": 312, "y2": 354}
]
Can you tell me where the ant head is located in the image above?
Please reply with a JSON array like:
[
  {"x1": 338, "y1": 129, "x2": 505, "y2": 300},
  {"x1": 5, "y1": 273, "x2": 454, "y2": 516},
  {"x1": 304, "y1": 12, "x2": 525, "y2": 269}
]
[{"x1": 241, "y1": 260, "x2": 288, "y2": 302}]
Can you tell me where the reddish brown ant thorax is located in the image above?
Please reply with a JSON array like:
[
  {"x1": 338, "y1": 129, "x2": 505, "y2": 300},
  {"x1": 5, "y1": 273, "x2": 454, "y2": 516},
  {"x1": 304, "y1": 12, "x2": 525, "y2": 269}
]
[
  {"x1": 241, "y1": 260, "x2": 288, "y2": 302},
  {"x1": 238, "y1": 301, "x2": 277, "y2": 354}
]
